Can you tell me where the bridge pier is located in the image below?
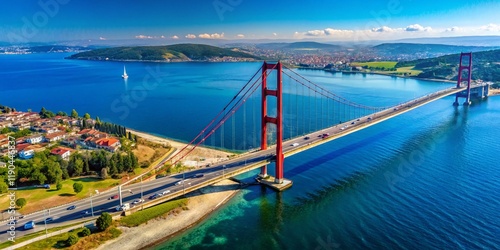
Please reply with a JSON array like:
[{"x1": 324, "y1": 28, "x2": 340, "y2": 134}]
[
  {"x1": 453, "y1": 52, "x2": 472, "y2": 106},
  {"x1": 259, "y1": 61, "x2": 292, "y2": 191}
]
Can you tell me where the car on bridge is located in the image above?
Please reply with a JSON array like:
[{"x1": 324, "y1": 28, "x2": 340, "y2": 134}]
[
  {"x1": 162, "y1": 190, "x2": 171, "y2": 195},
  {"x1": 108, "y1": 195, "x2": 119, "y2": 200},
  {"x1": 81, "y1": 211, "x2": 90, "y2": 216},
  {"x1": 132, "y1": 199, "x2": 144, "y2": 205},
  {"x1": 291, "y1": 143, "x2": 299, "y2": 147},
  {"x1": 67, "y1": 205, "x2": 76, "y2": 210},
  {"x1": 194, "y1": 173, "x2": 204, "y2": 178},
  {"x1": 304, "y1": 136, "x2": 310, "y2": 140},
  {"x1": 23, "y1": 221, "x2": 35, "y2": 230},
  {"x1": 45, "y1": 217, "x2": 53, "y2": 223}
]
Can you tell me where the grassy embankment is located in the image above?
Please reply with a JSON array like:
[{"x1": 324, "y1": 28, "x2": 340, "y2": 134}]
[
  {"x1": 350, "y1": 61, "x2": 422, "y2": 76},
  {"x1": 12, "y1": 226, "x2": 121, "y2": 250}
]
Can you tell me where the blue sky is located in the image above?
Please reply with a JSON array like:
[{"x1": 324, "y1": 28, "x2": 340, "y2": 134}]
[{"x1": 1, "y1": 0, "x2": 499, "y2": 43}]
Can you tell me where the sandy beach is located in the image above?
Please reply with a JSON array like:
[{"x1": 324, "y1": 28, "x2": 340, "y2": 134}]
[
  {"x1": 127, "y1": 128, "x2": 232, "y2": 167},
  {"x1": 96, "y1": 179, "x2": 241, "y2": 250},
  {"x1": 489, "y1": 88, "x2": 500, "y2": 96}
]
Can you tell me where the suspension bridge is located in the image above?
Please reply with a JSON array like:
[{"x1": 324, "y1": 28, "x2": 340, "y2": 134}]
[{"x1": 144, "y1": 52, "x2": 490, "y2": 193}]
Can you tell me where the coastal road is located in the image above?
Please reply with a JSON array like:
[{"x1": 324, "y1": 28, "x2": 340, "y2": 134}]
[{"x1": 0, "y1": 86, "x2": 465, "y2": 242}]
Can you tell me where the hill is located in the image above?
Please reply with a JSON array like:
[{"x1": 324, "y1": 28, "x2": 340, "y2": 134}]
[
  {"x1": 395, "y1": 49, "x2": 500, "y2": 82},
  {"x1": 372, "y1": 43, "x2": 499, "y2": 60},
  {"x1": 394, "y1": 36, "x2": 500, "y2": 46},
  {"x1": 67, "y1": 44, "x2": 260, "y2": 62}
]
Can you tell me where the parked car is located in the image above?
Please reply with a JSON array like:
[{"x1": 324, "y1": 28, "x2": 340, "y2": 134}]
[{"x1": 67, "y1": 205, "x2": 76, "y2": 210}]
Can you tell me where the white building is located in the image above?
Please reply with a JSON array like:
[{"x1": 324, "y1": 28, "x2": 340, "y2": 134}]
[{"x1": 19, "y1": 149, "x2": 35, "y2": 159}]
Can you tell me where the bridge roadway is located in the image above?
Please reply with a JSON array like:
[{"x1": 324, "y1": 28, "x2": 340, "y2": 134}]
[{"x1": 0, "y1": 86, "x2": 466, "y2": 242}]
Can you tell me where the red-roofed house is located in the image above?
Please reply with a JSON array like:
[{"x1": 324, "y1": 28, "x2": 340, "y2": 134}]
[
  {"x1": 50, "y1": 147, "x2": 71, "y2": 160},
  {"x1": 95, "y1": 137, "x2": 121, "y2": 152},
  {"x1": 44, "y1": 131, "x2": 67, "y2": 142}
]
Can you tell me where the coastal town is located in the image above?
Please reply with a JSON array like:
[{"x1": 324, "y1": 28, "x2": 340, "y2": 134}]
[{"x1": 0, "y1": 110, "x2": 121, "y2": 162}]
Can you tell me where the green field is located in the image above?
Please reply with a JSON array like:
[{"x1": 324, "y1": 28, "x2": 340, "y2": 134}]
[
  {"x1": 395, "y1": 66, "x2": 423, "y2": 76},
  {"x1": 351, "y1": 61, "x2": 398, "y2": 68},
  {"x1": 351, "y1": 61, "x2": 422, "y2": 76}
]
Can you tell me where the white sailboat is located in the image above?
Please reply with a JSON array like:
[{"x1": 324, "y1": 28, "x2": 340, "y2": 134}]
[{"x1": 122, "y1": 66, "x2": 129, "y2": 79}]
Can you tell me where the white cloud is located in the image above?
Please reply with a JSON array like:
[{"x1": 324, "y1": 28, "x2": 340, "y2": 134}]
[
  {"x1": 171, "y1": 35, "x2": 179, "y2": 39},
  {"x1": 405, "y1": 24, "x2": 432, "y2": 32},
  {"x1": 160, "y1": 35, "x2": 166, "y2": 39},
  {"x1": 198, "y1": 33, "x2": 224, "y2": 39},
  {"x1": 445, "y1": 26, "x2": 463, "y2": 32},
  {"x1": 480, "y1": 23, "x2": 500, "y2": 32},
  {"x1": 185, "y1": 34, "x2": 196, "y2": 39},
  {"x1": 305, "y1": 30, "x2": 325, "y2": 36},
  {"x1": 99, "y1": 37, "x2": 106, "y2": 40},
  {"x1": 135, "y1": 35, "x2": 154, "y2": 39},
  {"x1": 273, "y1": 32, "x2": 277, "y2": 36},
  {"x1": 371, "y1": 26, "x2": 395, "y2": 33},
  {"x1": 303, "y1": 28, "x2": 355, "y2": 37},
  {"x1": 236, "y1": 34, "x2": 245, "y2": 38}
]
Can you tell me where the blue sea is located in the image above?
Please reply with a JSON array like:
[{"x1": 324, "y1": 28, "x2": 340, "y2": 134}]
[{"x1": 1, "y1": 53, "x2": 499, "y2": 249}]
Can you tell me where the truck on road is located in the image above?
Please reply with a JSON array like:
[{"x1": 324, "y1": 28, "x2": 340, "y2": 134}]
[{"x1": 116, "y1": 203, "x2": 130, "y2": 211}]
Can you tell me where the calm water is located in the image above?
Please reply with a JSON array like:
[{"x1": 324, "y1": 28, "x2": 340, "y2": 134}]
[{"x1": 1, "y1": 53, "x2": 499, "y2": 249}]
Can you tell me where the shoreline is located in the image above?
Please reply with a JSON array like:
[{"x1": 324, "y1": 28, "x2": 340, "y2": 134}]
[
  {"x1": 96, "y1": 179, "x2": 242, "y2": 250},
  {"x1": 298, "y1": 67, "x2": 459, "y2": 84},
  {"x1": 127, "y1": 128, "x2": 233, "y2": 168}
]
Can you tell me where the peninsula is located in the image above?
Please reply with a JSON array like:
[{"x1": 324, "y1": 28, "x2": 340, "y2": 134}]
[{"x1": 67, "y1": 43, "x2": 260, "y2": 62}]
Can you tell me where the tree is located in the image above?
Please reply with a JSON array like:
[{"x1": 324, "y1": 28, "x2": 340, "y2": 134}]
[
  {"x1": 100, "y1": 167, "x2": 108, "y2": 179},
  {"x1": 73, "y1": 182, "x2": 83, "y2": 194},
  {"x1": 56, "y1": 182, "x2": 63, "y2": 191},
  {"x1": 78, "y1": 227, "x2": 91, "y2": 237},
  {"x1": 16, "y1": 198, "x2": 27, "y2": 209},
  {"x1": 66, "y1": 233, "x2": 79, "y2": 246},
  {"x1": 96, "y1": 212, "x2": 112, "y2": 231},
  {"x1": 57, "y1": 111, "x2": 68, "y2": 116},
  {"x1": 71, "y1": 109, "x2": 78, "y2": 119},
  {"x1": 84, "y1": 113, "x2": 91, "y2": 119},
  {"x1": 0, "y1": 180, "x2": 8, "y2": 194},
  {"x1": 95, "y1": 116, "x2": 101, "y2": 124}
]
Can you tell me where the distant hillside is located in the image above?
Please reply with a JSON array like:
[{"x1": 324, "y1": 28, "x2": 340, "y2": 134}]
[
  {"x1": 395, "y1": 49, "x2": 500, "y2": 82},
  {"x1": 67, "y1": 44, "x2": 260, "y2": 61},
  {"x1": 394, "y1": 36, "x2": 500, "y2": 46},
  {"x1": 257, "y1": 41, "x2": 343, "y2": 50},
  {"x1": 372, "y1": 43, "x2": 499, "y2": 60}
]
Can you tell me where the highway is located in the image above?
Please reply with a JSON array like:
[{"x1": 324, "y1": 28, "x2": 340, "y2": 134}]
[{"x1": 0, "y1": 86, "x2": 466, "y2": 242}]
